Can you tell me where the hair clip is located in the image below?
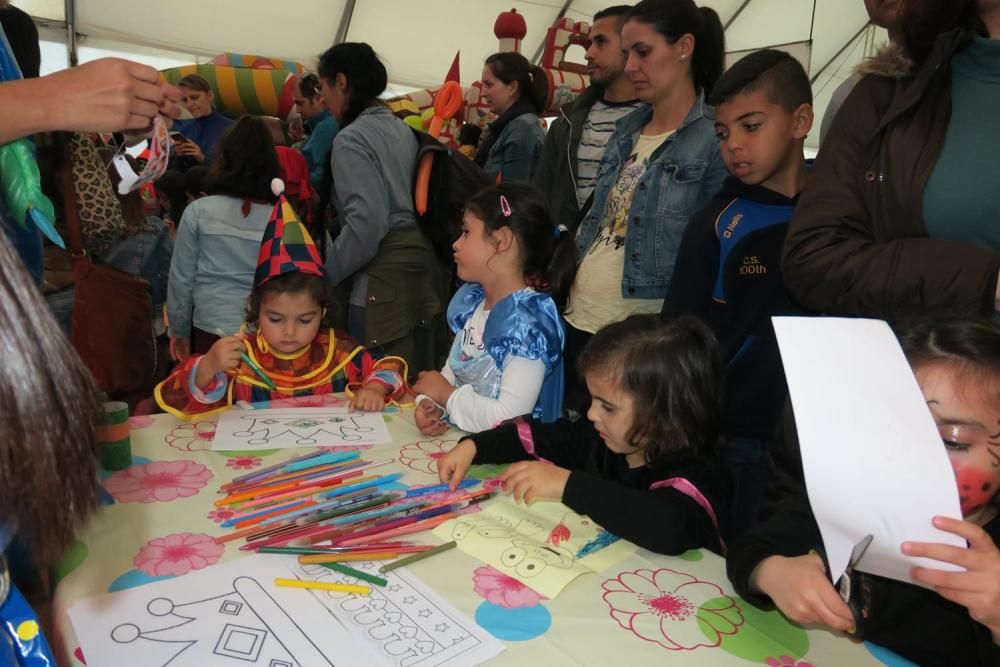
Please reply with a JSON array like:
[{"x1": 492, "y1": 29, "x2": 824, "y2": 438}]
[
  {"x1": 500, "y1": 195, "x2": 513, "y2": 218},
  {"x1": 554, "y1": 224, "x2": 568, "y2": 238}
]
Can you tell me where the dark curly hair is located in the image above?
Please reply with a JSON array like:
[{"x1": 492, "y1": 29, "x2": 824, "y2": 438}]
[
  {"x1": 245, "y1": 272, "x2": 336, "y2": 330},
  {"x1": 578, "y1": 314, "x2": 724, "y2": 465}
]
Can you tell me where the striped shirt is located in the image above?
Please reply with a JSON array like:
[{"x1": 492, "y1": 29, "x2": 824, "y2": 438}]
[{"x1": 575, "y1": 99, "x2": 643, "y2": 208}]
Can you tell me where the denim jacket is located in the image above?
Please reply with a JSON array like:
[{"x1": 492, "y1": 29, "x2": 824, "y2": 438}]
[
  {"x1": 482, "y1": 112, "x2": 545, "y2": 182},
  {"x1": 575, "y1": 95, "x2": 727, "y2": 299},
  {"x1": 167, "y1": 195, "x2": 273, "y2": 339}
]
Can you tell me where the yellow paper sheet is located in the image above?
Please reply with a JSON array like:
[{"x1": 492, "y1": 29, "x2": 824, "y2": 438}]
[{"x1": 433, "y1": 499, "x2": 637, "y2": 599}]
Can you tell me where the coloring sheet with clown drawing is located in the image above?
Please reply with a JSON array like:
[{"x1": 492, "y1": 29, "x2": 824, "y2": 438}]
[
  {"x1": 211, "y1": 407, "x2": 393, "y2": 451},
  {"x1": 433, "y1": 499, "x2": 637, "y2": 599}
]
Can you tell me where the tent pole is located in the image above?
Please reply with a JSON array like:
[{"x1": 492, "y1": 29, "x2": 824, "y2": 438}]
[
  {"x1": 334, "y1": 0, "x2": 357, "y2": 46},
  {"x1": 809, "y1": 21, "x2": 871, "y2": 84},
  {"x1": 724, "y1": 0, "x2": 754, "y2": 31},
  {"x1": 532, "y1": 0, "x2": 574, "y2": 65},
  {"x1": 64, "y1": 0, "x2": 77, "y2": 66}
]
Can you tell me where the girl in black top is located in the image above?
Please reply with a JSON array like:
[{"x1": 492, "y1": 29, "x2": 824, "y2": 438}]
[{"x1": 437, "y1": 313, "x2": 731, "y2": 555}]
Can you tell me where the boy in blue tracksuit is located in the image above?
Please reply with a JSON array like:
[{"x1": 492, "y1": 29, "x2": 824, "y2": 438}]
[{"x1": 662, "y1": 50, "x2": 814, "y2": 537}]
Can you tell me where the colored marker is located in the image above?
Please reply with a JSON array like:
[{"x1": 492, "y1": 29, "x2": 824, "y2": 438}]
[
  {"x1": 405, "y1": 479, "x2": 480, "y2": 498},
  {"x1": 321, "y1": 563, "x2": 388, "y2": 587},
  {"x1": 298, "y1": 552, "x2": 401, "y2": 564},
  {"x1": 274, "y1": 578, "x2": 370, "y2": 595},
  {"x1": 379, "y1": 541, "x2": 457, "y2": 574}
]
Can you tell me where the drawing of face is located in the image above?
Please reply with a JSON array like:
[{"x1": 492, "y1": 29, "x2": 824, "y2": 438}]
[
  {"x1": 916, "y1": 361, "x2": 1000, "y2": 522},
  {"x1": 500, "y1": 539, "x2": 575, "y2": 578},
  {"x1": 257, "y1": 290, "x2": 323, "y2": 355}
]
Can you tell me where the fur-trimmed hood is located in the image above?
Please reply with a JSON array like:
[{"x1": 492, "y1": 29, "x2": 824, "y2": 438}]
[{"x1": 855, "y1": 43, "x2": 913, "y2": 79}]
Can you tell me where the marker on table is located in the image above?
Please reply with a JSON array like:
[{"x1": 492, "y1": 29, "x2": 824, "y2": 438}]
[
  {"x1": 379, "y1": 540, "x2": 457, "y2": 574},
  {"x1": 405, "y1": 479, "x2": 479, "y2": 498},
  {"x1": 273, "y1": 578, "x2": 370, "y2": 595}
]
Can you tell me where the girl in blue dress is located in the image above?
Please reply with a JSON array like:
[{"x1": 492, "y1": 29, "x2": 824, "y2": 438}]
[{"x1": 413, "y1": 183, "x2": 575, "y2": 434}]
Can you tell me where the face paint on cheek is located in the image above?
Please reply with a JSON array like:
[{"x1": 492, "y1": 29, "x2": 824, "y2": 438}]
[{"x1": 953, "y1": 463, "x2": 996, "y2": 516}]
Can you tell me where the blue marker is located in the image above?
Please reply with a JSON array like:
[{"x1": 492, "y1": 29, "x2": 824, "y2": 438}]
[
  {"x1": 283, "y1": 450, "x2": 359, "y2": 473},
  {"x1": 320, "y1": 472, "x2": 405, "y2": 499},
  {"x1": 220, "y1": 498, "x2": 310, "y2": 528},
  {"x1": 405, "y1": 479, "x2": 479, "y2": 498}
]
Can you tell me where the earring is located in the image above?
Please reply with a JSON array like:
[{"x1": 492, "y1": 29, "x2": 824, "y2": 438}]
[{"x1": 680, "y1": 54, "x2": 688, "y2": 62}]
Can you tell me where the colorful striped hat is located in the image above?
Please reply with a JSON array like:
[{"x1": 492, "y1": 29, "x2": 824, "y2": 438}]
[{"x1": 254, "y1": 178, "x2": 324, "y2": 287}]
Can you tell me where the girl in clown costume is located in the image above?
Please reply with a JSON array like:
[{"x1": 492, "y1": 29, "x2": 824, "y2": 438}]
[{"x1": 155, "y1": 183, "x2": 407, "y2": 417}]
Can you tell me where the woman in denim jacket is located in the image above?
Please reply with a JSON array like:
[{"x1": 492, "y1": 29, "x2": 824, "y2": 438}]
[
  {"x1": 562, "y1": 0, "x2": 728, "y2": 410},
  {"x1": 167, "y1": 116, "x2": 280, "y2": 358},
  {"x1": 475, "y1": 52, "x2": 549, "y2": 182}
]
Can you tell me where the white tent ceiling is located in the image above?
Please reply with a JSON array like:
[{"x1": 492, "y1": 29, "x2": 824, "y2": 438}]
[{"x1": 19, "y1": 0, "x2": 890, "y2": 149}]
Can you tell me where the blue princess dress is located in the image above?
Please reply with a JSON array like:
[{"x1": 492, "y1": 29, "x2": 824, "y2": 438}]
[
  {"x1": 0, "y1": 529, "x2": 55, "y2": 666},
  {"x1": 446, "y1": 283, "x2": 565, "y2": 424}
]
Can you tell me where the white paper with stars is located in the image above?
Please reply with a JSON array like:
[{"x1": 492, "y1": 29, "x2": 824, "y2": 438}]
[{"x1": 292, "y1": 560, "x2": 504, "y2": 667}]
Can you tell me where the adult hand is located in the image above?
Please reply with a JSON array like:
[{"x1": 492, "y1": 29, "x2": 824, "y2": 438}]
[
  {"x1": 288, "y1": 122, "x2": 304, "y2": 143},
  {"x1": 197, "y1": 334, "x2": 244, "y2": 387},
  {"x1": 412, "y1": 370, "x2": 454, "y2": 405},
  {"x1": 750, "y1": 553, "x2": 856, "y2": 632},
  {"x1": 350, "y1": 384, "x2": 388, "y2": 412},
  {"x1": 170, "y1": 336, "x2": 190, "y2": 362},
  {"x1": 414, "y1": 399, "x2": 448, "y2": 436},
  {"x1": 905, "y1": 516, "x2": 1000, "y2": 641},
  {"x1": 174, "y1": 139, "x2": 204, "y2": 163},
  {"x1": 49, "y1": 58, "x2": 181, "y2": 132},
  {"x1": 500, "y1": 461, "x2": 570, "y2": 505},
  {"x1": 438, "y1": 438, "x2": 476, "y2": 489}
]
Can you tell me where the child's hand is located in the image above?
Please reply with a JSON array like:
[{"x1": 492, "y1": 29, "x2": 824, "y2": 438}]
[
  {"x1": 197, "y1": 334, "x2": 244, "y2": 387},
  {"x1": 438, "y1": 438, "x2": 476, "y2": 489},
  {"x1": 350, "y1": 384, "x2": 388, "y2": 412},
  {"x1": 751, "y1": 553, "x2": 856, "y2": 632},
  {"x1": 413, "y1": 370, "x2": 454, "y2": 405},
  {"x1": 414, "y1": 399, "x2": 448, "y2": 436},
  {"x1": 170, "y1": 336, "x2": 190, "y2": 362},
  {"x1": 500, "y1": 461, "x2": 570, "y2": 505},
  {"x1": 905, "y1": 516, "x2": 1000, "y2": 640}
]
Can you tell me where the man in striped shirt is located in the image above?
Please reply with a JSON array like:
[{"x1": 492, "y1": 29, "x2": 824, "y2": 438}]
[{"x1": 535, "y1": 5, "x2": 641, "y2": 232}]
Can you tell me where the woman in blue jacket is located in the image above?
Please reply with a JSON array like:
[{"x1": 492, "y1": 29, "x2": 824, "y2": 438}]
[
  {"x1": 475, "y1": 52, "x2": 548, "y2": 182},
  {"x1": 562, "y1": 0, "x2": 728, "y2": 410}
]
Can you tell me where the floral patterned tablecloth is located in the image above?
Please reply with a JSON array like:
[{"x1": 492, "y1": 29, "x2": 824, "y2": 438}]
[{"x1": 50, "y1": 405, "x2": 898, "y2": 667}]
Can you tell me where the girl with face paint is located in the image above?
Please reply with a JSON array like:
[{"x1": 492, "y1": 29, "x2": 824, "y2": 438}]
[{"x1": 727, "y1": 317, "x2": 1000, "y2": 666}]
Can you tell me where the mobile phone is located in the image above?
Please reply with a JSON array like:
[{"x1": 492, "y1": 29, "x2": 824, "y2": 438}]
[{"x1": 169, "y1": 131, "x2": 187, "y2": 143}]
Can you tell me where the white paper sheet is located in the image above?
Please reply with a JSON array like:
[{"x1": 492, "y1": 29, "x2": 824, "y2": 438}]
[
  {"x1": 68, "y1": 554, "x2": 388, "y2": 667},
  {"x1": 211, "y1": 407, "x2": 393, "y2": 451},
  {"x1": 773, "y1": 317, "x2": 965, "y2": 586},
  {"x1": 291, "y1": 559, "x2": 505, "y2": 667}
]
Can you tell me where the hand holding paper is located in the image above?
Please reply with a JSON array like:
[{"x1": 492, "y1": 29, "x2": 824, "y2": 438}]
[
  {"x1": 905, "y1": 516, "x2": 1000, "y2": 639},
  {"x1": 772, "y1": 317, "x2": 965, "y2": 587}
]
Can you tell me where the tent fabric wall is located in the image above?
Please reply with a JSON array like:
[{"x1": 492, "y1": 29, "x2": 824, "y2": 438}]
[{"x1": 17, "y1": 0, "x2": 890, "y2": 148}]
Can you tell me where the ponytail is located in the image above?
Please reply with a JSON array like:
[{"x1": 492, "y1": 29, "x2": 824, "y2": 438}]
[
  {"x1": 543, "y1": 225, "x2": 577, "y2": 311},
  {"x1": 625, "y1": 0, "x2": 726, "y2": 98},
  {"x1": 695, "y1": 7, "x2": 725, "y2": 99},
  {"x1": 484, "y1": 52, "x2": 550, "y2": 114}
]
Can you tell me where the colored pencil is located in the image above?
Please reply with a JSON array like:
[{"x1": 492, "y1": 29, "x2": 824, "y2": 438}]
[
  {"x1": 241, "y1": 352, "x2": 278, "y2": 390},
  {"x1": 360, "y1": 514, "x2": 457, "y2": 544},
  {"x1": 298, "y1": 552, "x2": 401, "y2": 564},
  {"x1": 378, "y1": 541, "x2": 457, "y2": 574},
  {"x1": 274, "y1": 578, "x2": 370, "y2": 595},
  {"x1": 227, "y1": 449, "x2": 326, "y2": 486},
  {"x1": 321, "y1": 563, "x2": 388, "y2": 587},
  {"x1": 405, "y1": 479, "x2": 480, "y2": 497}
]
